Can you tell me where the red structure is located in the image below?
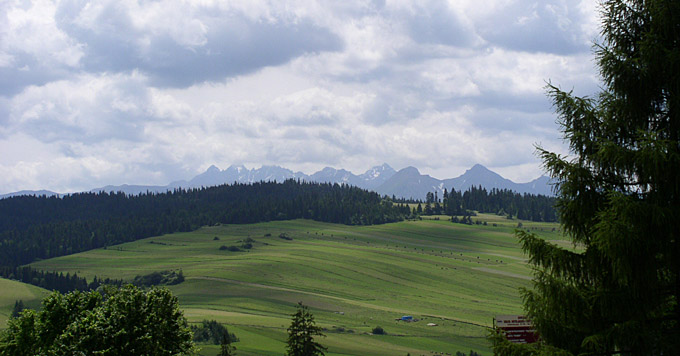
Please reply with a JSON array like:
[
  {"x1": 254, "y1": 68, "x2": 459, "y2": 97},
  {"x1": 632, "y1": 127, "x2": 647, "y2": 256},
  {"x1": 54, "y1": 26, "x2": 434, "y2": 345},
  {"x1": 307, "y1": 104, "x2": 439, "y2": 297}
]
[{"x1": 494, "y1": 315, "x2": 539, "y2": 344}]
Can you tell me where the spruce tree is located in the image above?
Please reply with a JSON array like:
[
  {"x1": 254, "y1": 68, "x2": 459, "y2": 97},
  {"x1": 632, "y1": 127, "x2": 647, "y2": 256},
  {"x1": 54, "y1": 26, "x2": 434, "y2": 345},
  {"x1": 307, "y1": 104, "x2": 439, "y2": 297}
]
[
  {"x1": 219, "y1": 333, "x2": 236, "y2": 356},
  {"x1": 494, "y1": 0, "x2": 680, "y2": 355},
  {"x1": 285, "y1": 302, "x2": 327, "y2": 356},
  {"x1": 10, "y1": 300, "x2": 24, "y2": 318}
]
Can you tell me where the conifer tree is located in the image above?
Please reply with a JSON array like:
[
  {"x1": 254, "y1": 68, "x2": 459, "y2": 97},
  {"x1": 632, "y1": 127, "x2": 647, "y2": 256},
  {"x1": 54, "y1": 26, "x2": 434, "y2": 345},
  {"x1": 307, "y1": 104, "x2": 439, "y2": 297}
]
[
  {"x1": 494, "y1": 0, "x2": 680, "y2": 355},
  {"x1": 10, "y1": 300, "x2": 24, "y2": 318},
  {"x1": 286, "y1": 302, "x2": 327, "y2": 356},
  {"x1": 219, "y1": 333, "x2": 236, "y2": 356}
]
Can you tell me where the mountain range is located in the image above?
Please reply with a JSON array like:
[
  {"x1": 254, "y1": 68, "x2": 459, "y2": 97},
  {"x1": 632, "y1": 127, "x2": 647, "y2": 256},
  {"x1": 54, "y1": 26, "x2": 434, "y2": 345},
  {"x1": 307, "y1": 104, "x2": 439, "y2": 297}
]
[{"x1": 1, "y1": 164, "x2": 554, "y2": 200}]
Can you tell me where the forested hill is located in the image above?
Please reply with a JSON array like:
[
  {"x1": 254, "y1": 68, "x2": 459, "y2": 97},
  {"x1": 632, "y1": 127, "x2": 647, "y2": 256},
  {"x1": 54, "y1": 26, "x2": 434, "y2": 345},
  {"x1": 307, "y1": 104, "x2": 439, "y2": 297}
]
[
  {"x1": 0, "y1": 180, "x2": 409, "y2": 268},
  {"x1": 417, "y1": 186, "x2": 557, "y2": 222}
]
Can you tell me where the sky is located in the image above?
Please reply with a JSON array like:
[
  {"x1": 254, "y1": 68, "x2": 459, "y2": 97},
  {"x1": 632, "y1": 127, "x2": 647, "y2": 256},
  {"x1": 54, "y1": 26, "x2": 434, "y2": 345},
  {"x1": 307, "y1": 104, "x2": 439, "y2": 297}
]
[{"x1": 0, "y1": 0, "x2": 603, "y2": 194}]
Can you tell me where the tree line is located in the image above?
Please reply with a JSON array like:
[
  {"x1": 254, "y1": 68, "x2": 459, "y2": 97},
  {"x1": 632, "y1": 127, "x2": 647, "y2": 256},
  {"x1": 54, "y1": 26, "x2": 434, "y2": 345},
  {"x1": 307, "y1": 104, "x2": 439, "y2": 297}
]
[
  {"x1": 416, "y1": 186, "x2": 557, "y2": 222},
  {"x1": 0, "y1": 180, "x2": 409, "y2": 269},
  {"x1": 0, "y1": 266, "x2": 124, "y2": 293}
]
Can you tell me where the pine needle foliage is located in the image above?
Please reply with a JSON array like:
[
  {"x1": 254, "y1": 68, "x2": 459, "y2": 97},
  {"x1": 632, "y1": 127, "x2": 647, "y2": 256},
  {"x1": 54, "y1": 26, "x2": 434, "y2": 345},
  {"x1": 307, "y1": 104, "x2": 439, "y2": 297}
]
[
  {"x1": 495, "y1": 0, "x2": 680, "y2": 355},
  {"x1": 286, "y1": 302, "x2": 327, "y2": 356}
]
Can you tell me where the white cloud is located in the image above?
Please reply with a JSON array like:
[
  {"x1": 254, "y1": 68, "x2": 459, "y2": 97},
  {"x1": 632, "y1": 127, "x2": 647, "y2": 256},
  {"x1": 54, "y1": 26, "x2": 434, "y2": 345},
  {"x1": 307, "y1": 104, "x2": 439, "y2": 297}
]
[
  {"x1": 8, "y1": 71, "x2": 151, "y2": 142},
  {"x1": 1, "y1": 0, "x2": 83, "y2": 68},
  {"x1": 0, "y1": 0, "x2": 603, "y2": 194}
]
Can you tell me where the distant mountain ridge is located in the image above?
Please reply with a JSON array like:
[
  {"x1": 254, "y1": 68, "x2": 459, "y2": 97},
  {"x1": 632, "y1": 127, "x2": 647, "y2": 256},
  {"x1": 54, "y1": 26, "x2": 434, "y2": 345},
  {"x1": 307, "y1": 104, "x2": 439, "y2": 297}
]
[
  {"x1": 1, "y1": 163, "x2": 554, "y2": 200},
  {"x1": 0, "y1": 190, "x2": 63, "y2": 199}
]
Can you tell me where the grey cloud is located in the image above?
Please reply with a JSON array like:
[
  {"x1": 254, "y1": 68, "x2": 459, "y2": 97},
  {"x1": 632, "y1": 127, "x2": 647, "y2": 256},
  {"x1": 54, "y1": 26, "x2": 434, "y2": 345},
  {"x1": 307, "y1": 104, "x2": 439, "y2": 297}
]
[
  {"x1": 55, "y1": 2, "x2": 343, "y2": 88},
  {"x1": 361, "y1": 91, "x2": 429, "y2": 126},
  {"x1": 264, "y1": 139, "x2": 344, "y2": 167},
  {"x1": 1, "y1": 0, "x2": 600, "y2": 193},
  {"x1": 0, "y1": 54, "x2": 67, "y2": 96},
  {"x1": 406, "y1": 2, "x2": 477, "y2": 47},
  {"x1": 8, "y1": 74, "x2": 152, "y2": 144},
  {"x1": 0, "y1": 97, "x2": 9, "y2": 128},
  {"x1": 477, "y1": 1, "x2": 592, "y2": 54}
]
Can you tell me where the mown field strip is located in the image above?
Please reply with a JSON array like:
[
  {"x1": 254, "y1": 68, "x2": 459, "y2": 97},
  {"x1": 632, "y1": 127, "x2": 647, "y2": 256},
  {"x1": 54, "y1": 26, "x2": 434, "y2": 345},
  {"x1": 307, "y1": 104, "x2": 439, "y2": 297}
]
[{"x1": 24, "y1": 214, "x2": 560, "y2": 355}]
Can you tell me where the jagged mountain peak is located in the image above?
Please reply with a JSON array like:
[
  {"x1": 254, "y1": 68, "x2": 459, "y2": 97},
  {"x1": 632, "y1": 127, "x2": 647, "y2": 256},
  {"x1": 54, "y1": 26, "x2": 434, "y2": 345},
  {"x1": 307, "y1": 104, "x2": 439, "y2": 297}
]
[
  {"x1": 13, "y1": 163, "x2": 552, "y2": 200},
  {"x1": 361, "y1": 163, "x2": 395, "y2": 177},
  {"x1": 226, "y1": 164, "x2": 247, "y2": 172}
]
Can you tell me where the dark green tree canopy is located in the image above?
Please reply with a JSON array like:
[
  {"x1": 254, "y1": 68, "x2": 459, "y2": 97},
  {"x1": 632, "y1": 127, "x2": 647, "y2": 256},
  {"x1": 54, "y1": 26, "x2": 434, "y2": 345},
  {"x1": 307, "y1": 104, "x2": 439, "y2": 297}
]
[
  {"x1": 0, "y1": 285, "x2": 195, "y2": 356},
  {"x1": 494, "y1": 0, "x2": 680, "y2": 355},
  {"x1": 286, "y1": 302, "x2": 327, "y2": 356},
  {"x1": 0, "y1": 180, "x2": 409, "y2": 269}
]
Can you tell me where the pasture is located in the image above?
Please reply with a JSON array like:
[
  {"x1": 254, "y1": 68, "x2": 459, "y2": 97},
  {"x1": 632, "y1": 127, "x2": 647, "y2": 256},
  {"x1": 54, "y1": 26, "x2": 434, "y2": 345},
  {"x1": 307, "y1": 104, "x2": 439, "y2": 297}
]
[
  {"x1": 27, "y1": 214, "x2": 562, "y2": 355},
  {"x1": 0, "y1": 278, "x2": 50, "y2": 328}
]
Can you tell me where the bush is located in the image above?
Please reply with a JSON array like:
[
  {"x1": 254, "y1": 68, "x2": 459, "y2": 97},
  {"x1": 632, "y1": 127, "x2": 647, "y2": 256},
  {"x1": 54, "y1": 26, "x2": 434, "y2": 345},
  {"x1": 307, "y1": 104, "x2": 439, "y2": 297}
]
[
  {"x1": 371, "y1": 326, "x2": 386, "y2": 335},
  {"x1": 0, "y1": 285, "x2": 195, "y2": 355},
  {"x1": 279, "y1": 233, "x2": 293, "y2": 241},
  {"x1": 191, "y1": 320, "x2": 238, "y2": 345},
  {"x1": 219, "y1": 245, "x2": 241, "y2": 252},
  {"x1": 132, "y1": 270, "x2": 184, "y2": 287}
]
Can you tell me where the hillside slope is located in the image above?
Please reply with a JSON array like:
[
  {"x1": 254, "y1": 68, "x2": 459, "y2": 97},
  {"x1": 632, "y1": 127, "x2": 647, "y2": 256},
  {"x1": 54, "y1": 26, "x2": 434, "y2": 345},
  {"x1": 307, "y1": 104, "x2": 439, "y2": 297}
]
[{"x1": 0, "y1": 278, "x2": 50, "y2": 328}]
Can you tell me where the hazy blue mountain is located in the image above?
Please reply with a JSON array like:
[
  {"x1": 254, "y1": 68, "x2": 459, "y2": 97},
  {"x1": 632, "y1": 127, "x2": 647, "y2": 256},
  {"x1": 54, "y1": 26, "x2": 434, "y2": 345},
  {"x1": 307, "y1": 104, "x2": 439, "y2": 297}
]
[
  {"x1": 0, "y1": 189, "x2": 61, "y2": 199},
  {"x1": 359, "y1": 163, "x2": 396, "y2": 189},
  {"x1": 250, "y1": 165, "x2": 306, "y2": 182},
  {"x1": 517, "y1": 175, "x2": 554, "y2": 196},
  {"x1": 186, "y1": 164, "x2": 305, "y2": 187},
  {"x1": 186, "y1": 164, "x2": 225, "y2": 187},
  {"x1": 375, "y1": 164, "x2": 554, "y2": 199},
  {"x1": 5, "y1": 163, "x2": 553, "y2": 200},
  {"x1": 90, "y1": 184, "x2": 171, "y2": 195},
  {"x1": 374, "y1": 166, "x2": 443, "y2": 200},
  {"x1": 310, "y1": 167, "x2": 363, "y2": 186},
  {"x1": 443, "y1": 164, "x2": 520, "y2": 192}
]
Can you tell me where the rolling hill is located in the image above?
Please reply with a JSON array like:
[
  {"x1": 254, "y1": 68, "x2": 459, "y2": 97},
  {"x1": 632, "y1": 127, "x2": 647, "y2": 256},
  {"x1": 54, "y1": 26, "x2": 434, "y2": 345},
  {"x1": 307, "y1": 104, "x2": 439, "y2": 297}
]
[{"x1": 28, "y1": 215, "x2": 563, "y2": 355}]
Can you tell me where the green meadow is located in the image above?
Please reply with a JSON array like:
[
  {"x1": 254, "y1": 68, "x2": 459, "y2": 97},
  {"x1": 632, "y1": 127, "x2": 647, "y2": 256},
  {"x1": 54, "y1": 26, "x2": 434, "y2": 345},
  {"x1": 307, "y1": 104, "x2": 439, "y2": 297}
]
[
  {"x1": 0, "y1": 278, "x2": 50, "y2": 328},
  {"x1": 25, "y1": 214, "x2": 562, "y2": 356}
]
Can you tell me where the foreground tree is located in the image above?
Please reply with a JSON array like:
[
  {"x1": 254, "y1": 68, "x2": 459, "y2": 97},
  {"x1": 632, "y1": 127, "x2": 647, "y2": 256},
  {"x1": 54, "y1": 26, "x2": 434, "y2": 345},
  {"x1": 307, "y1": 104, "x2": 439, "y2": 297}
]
[
  {"x1": 493, "y1": 0, "x2": 680, "y2": 355},
  {"x1": 0, "y1": 285, "x2": 195, "y2": 356},
  {"x1": 286, "y1": 302, "x2": 327, "y2": 356}
]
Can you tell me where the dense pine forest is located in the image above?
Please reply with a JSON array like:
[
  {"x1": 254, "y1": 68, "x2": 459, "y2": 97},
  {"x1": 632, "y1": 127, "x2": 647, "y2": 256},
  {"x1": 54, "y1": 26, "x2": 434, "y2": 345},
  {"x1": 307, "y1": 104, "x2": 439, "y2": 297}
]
[
  {"x1": 0, "y1": 266, "x2": 124, "y2": 293},
  {"x1": 0, "y1": 180, "x2": 409, "y2": 269},
  {"x1": 417, "y1": 186, "x2": 557, "y2": 222}
]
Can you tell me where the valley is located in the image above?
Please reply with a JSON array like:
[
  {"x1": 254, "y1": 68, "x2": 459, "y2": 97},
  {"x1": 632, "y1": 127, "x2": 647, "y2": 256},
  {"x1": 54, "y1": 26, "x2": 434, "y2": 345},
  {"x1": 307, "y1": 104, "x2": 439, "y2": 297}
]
[{"x1": 22, "y1": 214, "x2": 563, "y2": 356}]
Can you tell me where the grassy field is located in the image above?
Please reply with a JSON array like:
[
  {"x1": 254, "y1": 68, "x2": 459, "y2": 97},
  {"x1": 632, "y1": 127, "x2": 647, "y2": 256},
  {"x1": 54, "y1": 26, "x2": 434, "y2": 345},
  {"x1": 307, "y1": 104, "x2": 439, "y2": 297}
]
[
  {"x1": 0, "y1": 278, "x2": 50, "y2": 327},
  {"x1": 26, "y1": 213, "x2": 562, "y2": 356}
]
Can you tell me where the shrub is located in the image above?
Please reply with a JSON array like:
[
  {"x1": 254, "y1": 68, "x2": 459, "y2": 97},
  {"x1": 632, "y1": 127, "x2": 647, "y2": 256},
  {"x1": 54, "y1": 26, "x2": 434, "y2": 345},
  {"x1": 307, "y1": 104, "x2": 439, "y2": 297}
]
[
  {"x1": 191, "y1": 320, "x2": 238, "y2": 344},
  {"x1": 0, "y1": 286, "x2": 194, "y2": 355},
  {"x1": 132, "y1": 270, "x2": 184, "y2": 287},
  {"x1": 219, "y1": 245, "x2": 241, "y2": 252},
  {"x1": 371, "y1": 326, "x2": 386, "y2": 335},
  {"x1": 279, "y1": 233, "x2": 293, "y2": 241}
]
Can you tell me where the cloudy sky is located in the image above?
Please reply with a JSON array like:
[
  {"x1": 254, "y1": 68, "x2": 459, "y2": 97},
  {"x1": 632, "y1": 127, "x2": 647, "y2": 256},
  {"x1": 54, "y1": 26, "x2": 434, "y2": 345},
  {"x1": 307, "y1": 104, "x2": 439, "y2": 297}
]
[{"x1": 0, "y1": 0, "x2": 602, "y2": 194}]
